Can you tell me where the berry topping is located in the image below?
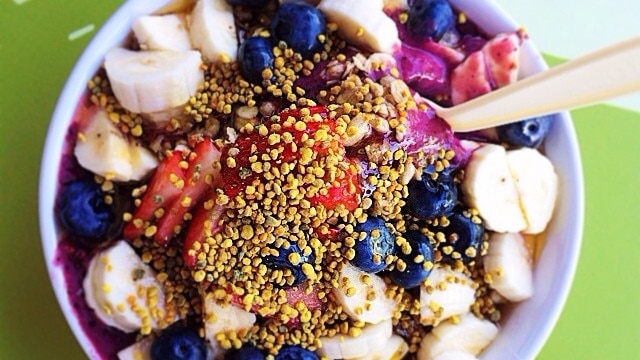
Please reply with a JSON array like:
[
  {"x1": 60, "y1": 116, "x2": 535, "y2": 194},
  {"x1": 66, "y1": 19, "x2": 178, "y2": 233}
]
[
  {"x1": 263, "y1": 242, "x2": 316, "y2": 287},
  {"x1": 224, "y1": 345, "x2": 265, "y2": 360},
  {"x1": 274, "y1": 345, "x2": 319, "y2": 360},
  {"x1": 406, "y1": 0, "x2": 455, "y2": 42},
  {"x1": 57, "y1": 178, "x2": 112, "y2": 241},
  {"x1": 238, "y1": 36, "x2": 275, "y2": 85},
  {"x1": 437, "y1": 209, "x2": 485, "y2": 263},
  {"x1": 496, "y1": 115, "x2": 553, "y2": 148},
  {"x1": 150, "y1": 326, "x2": 207, "y2": 360},
  {"x1": 388, "y1": 230, "x2": 434, "y2": 288},
  {"x1": 351, "y1": 217, "x2": 396, "y2": 273},
  {"x1": 405, "y1": 166, "x2": 457, "y2": 220},
  {"x1": 270, "y1": 1, "x2": 326, "y2": 58}
]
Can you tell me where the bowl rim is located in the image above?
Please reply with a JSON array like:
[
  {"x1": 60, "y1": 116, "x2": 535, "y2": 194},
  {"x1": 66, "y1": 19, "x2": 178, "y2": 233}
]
[{"x1": 39, "y1": 0, "x2": 584, "y2": 359}]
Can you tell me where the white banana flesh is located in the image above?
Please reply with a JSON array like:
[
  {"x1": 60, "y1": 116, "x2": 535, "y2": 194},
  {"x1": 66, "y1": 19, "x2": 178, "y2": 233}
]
[
  {"x1": 432, "y1": 351, "x2": 478, "y2": 360},
  {"x1": 202, "y1": 292, "x2": 256, "y2": 353},
  {"x1": 506, "y1": 148, "x2": 558, "y2": 234},
  {"x1": 332, "y1": 263, "x2": 397, "y2": 324},
  {"x1": 420, "y1": 266, "x2": 476, "y2": 326},
  {"x1": 132, "y1": 14, "x2": 192, "y2": 52},
  {"x1": 104, "y1": 48, "x2": 204, "y2": 115},
  {"x1": 417, "y1": 314, "x2": 499, "y2": 360},
  {"x1": 117, "y1": 336, "x2": 152, "y2": 360},
  {"x1": 74, "y1": 109, "x2": 158, "y2": 182},
  {"x1": 460, "y1": 143, "x2": 527, "y2": 233},
  {"x1": 318, "y1": 0, "x2": 400, "y2": 53},
  {"x1": 83, "y1": 241, "x2": 176, "y2": 333},
  {"x1": 354, "y1": 334, "x2": 409, "y2": 360},
  {"x1": 189, "y1": 0, "x2": 238, "y2": 63},
  {"x1": 484, "y1": 232, "x2": 533, "y2": 302},
  {"x1": 317, "y1": 318, "x2": 393, "y2": 359}
]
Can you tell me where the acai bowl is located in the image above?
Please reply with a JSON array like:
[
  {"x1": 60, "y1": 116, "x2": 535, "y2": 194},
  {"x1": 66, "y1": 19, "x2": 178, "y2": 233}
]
[{"x1": 39, "y1": 0, "x2": 584, "y2": 359}]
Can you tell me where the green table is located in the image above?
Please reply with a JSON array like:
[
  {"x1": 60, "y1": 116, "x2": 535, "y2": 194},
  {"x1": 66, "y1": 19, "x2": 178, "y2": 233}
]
[{"x1": 1, "y1": 1, "x2": 638, "y2": 359}]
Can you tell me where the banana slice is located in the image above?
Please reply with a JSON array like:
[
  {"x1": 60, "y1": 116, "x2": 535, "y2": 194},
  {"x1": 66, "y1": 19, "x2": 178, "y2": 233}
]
[
  {"x1": 83, "y1": 241, "x2": 176, "y2": 333},
  {"x1": 460, "y1": 143, "x2": 527, "y2": 233},
  {"x1": 104, "y1": 48, "x2": 204, "y2": 115},
  {"x1": 417, "y1": 314, "x2": 499, "y2": 359},
  {"x1": 74, "y1": 109, "x2": 158, "y2": 182},
  {"x1": 354, "y1": 334, "x2": 409, "y2": 360},
  {"x1": 189, "y1": 0, "x2": 238, "y2": 62},
  {"x1": 484, "y1": 232, "x2": 533, "y2": 302},
  {"x1": 332, "y1": 263, "x2": 397, "y2": 324},
  {"x1": 420, "y1": 266, "x2": 476, "y2": 326},
  {"x1": 317, "y1": 319, "x2": 393, "y2": 359},
  {"x1": 318, "y1": 0, "x2": 400, "y2": 53},
  {"x1": 202, "y1": 292, "x2": 256, "y2": 354},
  {"x1": 132, "y1": 14, "x2": 192, "y2": 52},
  {"x1": 432, "y1": 351, "x2": 478, "y2": 360},
  {"x1": 117, "y1": 337, "x2": 152, "y2": 360},
  {"x1": 506, "y1": 148, "x2": 558, "y2": 234}
]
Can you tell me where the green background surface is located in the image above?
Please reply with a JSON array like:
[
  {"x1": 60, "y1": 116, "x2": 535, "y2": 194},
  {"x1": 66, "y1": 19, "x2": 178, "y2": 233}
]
[{"x1": 0, "y1": 1, "x2": 638, "y2": 359}]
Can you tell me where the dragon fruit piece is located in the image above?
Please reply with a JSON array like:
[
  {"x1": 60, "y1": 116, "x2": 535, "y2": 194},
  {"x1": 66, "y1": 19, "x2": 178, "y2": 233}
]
[{"x1": 396, "y1": 43, "x2": 450, "y2": 98}]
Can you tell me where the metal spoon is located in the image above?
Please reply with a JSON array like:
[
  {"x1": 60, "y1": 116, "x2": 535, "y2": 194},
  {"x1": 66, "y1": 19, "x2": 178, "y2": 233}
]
[{"x1": 426, "y1": 37, "x2": 640, "y2": 132}]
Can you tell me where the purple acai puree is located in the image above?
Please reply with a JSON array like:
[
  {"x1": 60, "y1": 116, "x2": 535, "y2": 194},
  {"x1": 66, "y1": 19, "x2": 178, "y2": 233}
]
[{"x1": 53, "y1": 93, "x2": 135, "y2": 360}]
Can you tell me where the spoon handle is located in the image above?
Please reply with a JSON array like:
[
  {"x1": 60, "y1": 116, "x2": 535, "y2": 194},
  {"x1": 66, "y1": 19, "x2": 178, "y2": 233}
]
[{"x1": 441, "y1": 37, "x2": 640, "y2": 132}]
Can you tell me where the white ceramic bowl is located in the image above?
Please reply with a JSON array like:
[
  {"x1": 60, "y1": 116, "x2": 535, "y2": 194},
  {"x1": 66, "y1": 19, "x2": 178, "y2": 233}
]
[{"x1": 39, "y1": 0, "x2": 584, "y2": 359}]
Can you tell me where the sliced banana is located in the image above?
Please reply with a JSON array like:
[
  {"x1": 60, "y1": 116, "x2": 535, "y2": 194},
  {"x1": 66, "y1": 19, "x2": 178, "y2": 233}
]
[
  {"x1": 83, "y1": 241, "x2": 176, "y2": 333},
  {"x1": 332, "y1": 263, "x2": 397, "y2": 324},
  {"x1": 117, "y1": 336, "x2": 152, "y2": 360},
  {"x1": 132, "y1": 14, "x2": 192, "y2": 52},
  {"x1": 74, "y1": 109, "x2": 158, "y2": 182},
  {"x1": 432, "y1": 351, "x2": 478, "y2": 360},
  {"x1": 354, "y1": 334, "x2": 409, "y2": 360},
  {"x1": 104, "y1": 48, "x2": 204, "y2": 115},
  {"x1": 507, "y1": 148, "x2": 558, "y2": 234},
  {"x1": 202, "y1": 292, "x2": 256, "y2": 353},
  {"x1": 420, "y1": 266, "x2": 476, "y2": 326},
  {"x1": 317, "y1": 318, "x2": 393, "y2": 359},
  {"x1": 318, "y1": 0, "x2": 400, "y2": 53},
  {"x1": 189, "y1": 0, "x2": 238, "y2": 62},
  {"x1": 460, "y1": 143, "x2": 527, "y2": 233},
  {"x1": 484, "y1": 232, "x2": 533, "y2": 302},
  {"x1": 417, "y1": 314, "x2": 499, "y2": 359}
]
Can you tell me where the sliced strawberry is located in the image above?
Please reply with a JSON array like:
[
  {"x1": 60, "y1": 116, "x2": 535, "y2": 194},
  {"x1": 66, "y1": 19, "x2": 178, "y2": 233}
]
[
  {"x1": 482, "y1": 32, "x2": 522, "y2": 88},
  {"x1": 123, "y1": 150, "x2": 185, "y2": 240},
  {"x1": 154, "y1": 138, "x2": 222, "y2": 245},
  {"x1": 182, "y1": 191, "x2": 226, "y2": 267},
  {"x1": 284, "y1": 284, "x2": 323, "y2": 312},
  {"x1": 309, "y1": 158, "x2": 361, "y2": 212}
]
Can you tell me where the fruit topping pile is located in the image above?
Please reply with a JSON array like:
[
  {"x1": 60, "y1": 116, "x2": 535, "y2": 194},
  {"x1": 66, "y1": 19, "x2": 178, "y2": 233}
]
[{"x1": 54, "y1": 1, "x2": 559, "y2": 359}]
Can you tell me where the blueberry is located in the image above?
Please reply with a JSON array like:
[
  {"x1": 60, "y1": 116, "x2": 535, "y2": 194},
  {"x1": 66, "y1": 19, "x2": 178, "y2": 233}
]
[
  {"x1": 388, "y1": 230, "x2": 434, "y2": 288},
  {"x1": 263, "y1": 242, "x2": 315, "y2": 287},
  {"x1": 436, "y1": 209, "x2": 485, "y2": 263},
  {"x1": 405, "y1": 167, "x2": 457, "y2": 220},
  {"x1": 274, "y1": 345, "x2": 319, "y2": 360},
  {"x1": 224, "y1": 344, "x2": 264, "y2": 360},
  {"x1": 238, "y1": 36, "x2": 275, "y2": 85},
  {"x1": 270, "y1": 2, "x2": 326, "y2": 58},
  {"x1": 57, "y1": 178, "x2": 112, "y2": 241},
  {"x1": 225, "y1": 0, "x2": 270, "y2": 7},
  {"x1": 407, "y1": 0, "x2": 455, "y2": 42},
  {"x1": 351, "y1": 217, "x2": 396, "y2": 273},
  {"x1": 150, "y1": 326, "x2": 207, "y2": 360},
  {"x1": 496, "y1": 115, "x2": 553, "y2": 148}
]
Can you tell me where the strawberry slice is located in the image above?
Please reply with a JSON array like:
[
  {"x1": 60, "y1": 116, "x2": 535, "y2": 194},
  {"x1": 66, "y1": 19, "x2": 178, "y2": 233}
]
[
  {"x1": 154, "y1": 138, "x2": 222, "y2": 245},
  {"x1": 309, "y1": 158, "x2": 361, "y2": 212},
  {"x1": 482, "y1": 33, "x2": 522, "y2": 88},
  {"x1": 182, "y1": 192, "x2": 225, "y2": 268},
  {"x1": 123, "y1": 150, "x2": 185, "y2": 240}
]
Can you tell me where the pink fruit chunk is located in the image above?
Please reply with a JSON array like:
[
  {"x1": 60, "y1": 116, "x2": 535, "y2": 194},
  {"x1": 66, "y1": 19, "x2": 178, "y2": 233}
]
[
  {"x1": 483, "y1": 33, "x2": 522, "y2": 88},
  {"x1": 182, "y1": 191, "x2": 225, "y2": 268},
  {"x1": 450, "y1": 51, "x2": 493, "y2": 105}
]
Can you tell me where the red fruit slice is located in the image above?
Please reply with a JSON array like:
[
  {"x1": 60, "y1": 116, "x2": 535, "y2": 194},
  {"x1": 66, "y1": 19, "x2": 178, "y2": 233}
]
[
  {"x1": 308, "y1": 158, "x2": 361, "y2": 212},
  {"x1": 182, "y1": 191, "x2": 226, "y2": 267},
  {"x1": 154, "y1": 138, "x2": 222, "y2": 245},
  {"x1": 123, "y1": 150, "x2": 185, "y2": 240},
  {"x1": 483, "y1": 33, "x2": 522, "y2": 88},
  {"x1": 450, "y1": 51, "x2": 492, "y2": 105}
]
